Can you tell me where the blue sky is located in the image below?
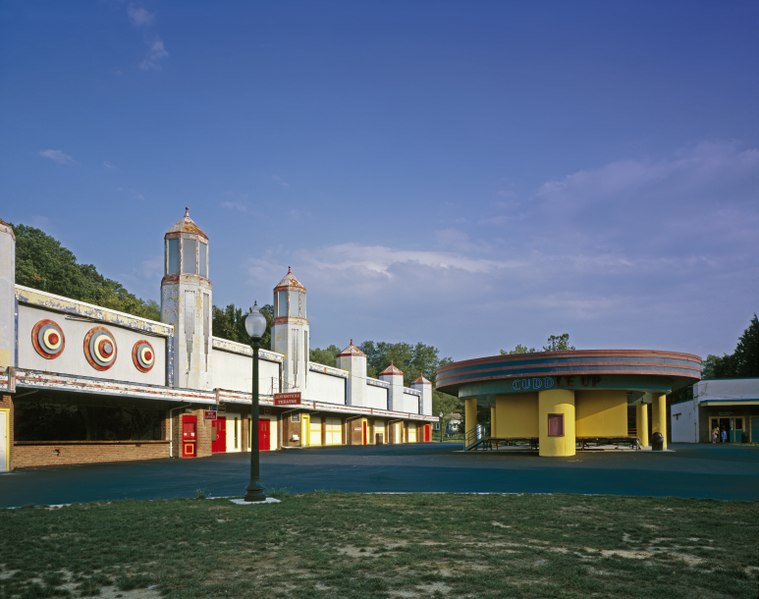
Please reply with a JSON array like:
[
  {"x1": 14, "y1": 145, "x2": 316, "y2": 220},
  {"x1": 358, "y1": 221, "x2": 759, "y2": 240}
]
[{"x1": 2, "y1": 1, "x2": 758, "y2": 362}]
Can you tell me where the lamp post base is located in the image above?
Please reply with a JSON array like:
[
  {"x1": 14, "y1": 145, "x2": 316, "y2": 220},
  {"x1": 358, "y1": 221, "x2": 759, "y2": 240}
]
[{"x1": 244, "y1": 481, "x2": 266, "y2": 503}]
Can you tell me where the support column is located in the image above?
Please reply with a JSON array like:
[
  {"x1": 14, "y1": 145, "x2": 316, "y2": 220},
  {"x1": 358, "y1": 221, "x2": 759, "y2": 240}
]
[
  {"x1": 652, "y1": 393, "x2": 668, "y2": 449},
  {"x1": 490, "y1": 405, "x2": 497, "y2": 438},
  {"x1": 636, "y1": 400, "x2": 649, "y2": 447},
  {"x1": 464, "y1": 398, "x2": 478, "y2": 446},
  {"x1": 538, "y1": 389, "x2": 576, "y2": 457}
]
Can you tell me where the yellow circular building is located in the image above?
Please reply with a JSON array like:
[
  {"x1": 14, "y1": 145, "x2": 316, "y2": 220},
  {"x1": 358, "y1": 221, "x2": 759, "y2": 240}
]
[{"x1": 436, "y1": 350, "x2": 701, "y2": 457}]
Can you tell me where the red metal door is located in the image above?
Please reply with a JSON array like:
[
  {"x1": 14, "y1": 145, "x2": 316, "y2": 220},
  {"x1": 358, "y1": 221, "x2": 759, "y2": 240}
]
[
  {"x1": 362, "y1": 420, "x2": 368, "y2": 445},
  {"x1": 424, "y1": 423, "x2": 431, "y2": 442},
  {"x1": 211, "y1": 418, "x2": 226, "y2": 453},
  {"x1": 258, "y1": 419, "x2": 270, "y2": 451},
  {"x1": 181, "y1": 415, "x2": 197, "y2": 458}
]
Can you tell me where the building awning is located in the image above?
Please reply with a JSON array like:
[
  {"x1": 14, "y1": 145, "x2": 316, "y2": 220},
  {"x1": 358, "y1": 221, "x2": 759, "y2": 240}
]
[{"x1": 700, "y1": 399, "x2": 759, "y2": 407}]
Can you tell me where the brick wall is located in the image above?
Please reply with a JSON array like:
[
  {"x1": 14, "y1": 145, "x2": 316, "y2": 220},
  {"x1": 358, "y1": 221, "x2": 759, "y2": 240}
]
[{"x1": 13, "y1": 441, "x2": 170, "y2": 469}]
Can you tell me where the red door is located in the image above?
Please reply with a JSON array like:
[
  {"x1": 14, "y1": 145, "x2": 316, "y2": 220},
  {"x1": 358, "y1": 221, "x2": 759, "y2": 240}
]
[
  {"x1": 211, "y1": 418, "x2": 226, "y2": 453},
  {"x1": 259, "y1": 419, "x2": 270, "y2": 451},
  {"x1": 181, "y1": 415, "x2": 197, "y2": 458},
  {"x1": 362, "y1": 420, "x2": 368, "y2": 445},
  {"x1": 424, "y1": 423, "x2": 431, "y2": 442}
]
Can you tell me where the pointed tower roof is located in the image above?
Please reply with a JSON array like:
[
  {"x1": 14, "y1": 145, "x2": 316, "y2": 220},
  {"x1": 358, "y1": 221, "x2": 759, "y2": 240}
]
[
  {"x1": 166, "y1": 207, "x2": 208, "y2": 240},
  {"x1": 413, "y1": 375, "x2": 431, "y2": 385},
  {"x1": 380, "y1": 362, "x2": 404, "y2": 376},
  {"x1": 275, "y1": 266, "x2": 306, "y2": 291},
  {"x1": 338, "y1": 339, "x2": 366, "y2": 358}
]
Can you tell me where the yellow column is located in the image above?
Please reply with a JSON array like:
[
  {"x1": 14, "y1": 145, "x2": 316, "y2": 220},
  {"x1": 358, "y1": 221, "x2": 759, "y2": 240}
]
[
  {"x1": 538, "y1": 389, "x2": 576, "y2": 457},
  {"x1": 651, "y1": 394, "x2": 668, "y2": 449},
  {"x1": 636, "y1": 401, "x2": 649, "y2": 447},
  {"x1": 301, "y1": 415, "x2": 310, "y2": 447},
  {"x1": 464, "y1": 398, "x2": 478, "y2": 445},
  {"x1": 490, "y1": 405, "x2": 497, "y2": 438}
]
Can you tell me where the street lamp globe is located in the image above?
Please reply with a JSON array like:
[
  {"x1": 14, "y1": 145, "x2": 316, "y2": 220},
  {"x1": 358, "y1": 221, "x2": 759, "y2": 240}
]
[{"x1": 245, "y1": 301, "x2": 267, "y2": 339}]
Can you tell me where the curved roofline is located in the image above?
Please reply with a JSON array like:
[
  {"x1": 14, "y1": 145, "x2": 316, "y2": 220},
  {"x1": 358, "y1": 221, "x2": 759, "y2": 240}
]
[
  {"x1": 438, "y1": 349, "x2": 702, "y2": 372},
  {"x1": 436, "y1": 349, "x2": 702, "y2": 395}
]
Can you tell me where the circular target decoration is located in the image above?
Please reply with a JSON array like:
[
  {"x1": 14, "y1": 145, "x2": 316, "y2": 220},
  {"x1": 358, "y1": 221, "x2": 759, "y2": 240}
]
[
  {"x1": 83, "y1": 326, "x2": 118, "y2": 371},
  {"x1": 132, "y1": 340, "x2": 155, "y2": 373},
  {"x1": 31, "y1": 319, "x2": 65, "y2": 359}
]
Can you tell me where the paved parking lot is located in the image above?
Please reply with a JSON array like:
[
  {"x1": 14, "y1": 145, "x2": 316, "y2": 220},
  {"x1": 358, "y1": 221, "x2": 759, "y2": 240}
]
[{"x1": 1, "y1": 442, "x2": 758, "y2": 507}]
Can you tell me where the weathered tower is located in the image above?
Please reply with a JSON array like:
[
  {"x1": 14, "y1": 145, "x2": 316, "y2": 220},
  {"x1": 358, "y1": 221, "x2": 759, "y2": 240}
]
[
  {"x1": 336, "y1": 340, "x2": 367, "y2": 406},
  {"x1": 0, "y1": 220, "x2": 15, "y2": 370},
  {"x1": 160, "y1": 209, "x2": 212, "y2": 389},
  {"x1": 272, "y1": 268, "x2": 309, "y2": 391}
]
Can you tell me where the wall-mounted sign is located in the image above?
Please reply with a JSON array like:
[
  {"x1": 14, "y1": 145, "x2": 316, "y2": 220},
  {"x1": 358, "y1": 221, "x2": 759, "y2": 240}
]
[
  {"x1": 204, "y1": 410, "x2": 217, "y2": 420},
  {"x1": 511, "y1": 375, "x2": 603, "y2": 392},
  {"x1": 274, "y1": 392, "x2": 302, "y2": 406}
]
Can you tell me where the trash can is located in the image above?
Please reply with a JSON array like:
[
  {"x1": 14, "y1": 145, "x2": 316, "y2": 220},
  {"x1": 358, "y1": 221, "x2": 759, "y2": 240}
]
[{"x1": 651, "y1": 432, "x2": 664, "y2": 451}]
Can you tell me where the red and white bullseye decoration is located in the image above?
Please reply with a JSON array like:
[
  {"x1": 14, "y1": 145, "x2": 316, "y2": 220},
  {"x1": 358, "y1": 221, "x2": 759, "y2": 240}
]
[
  {"x1": 31, "y1": 319, "x2": 65, "y2": 359},
  {"x1": 83, "y1": 326, "x2": 118, "y2": 371},
  {"x1": 132, "y1": 340, "x2": 155, "y2": 372}
]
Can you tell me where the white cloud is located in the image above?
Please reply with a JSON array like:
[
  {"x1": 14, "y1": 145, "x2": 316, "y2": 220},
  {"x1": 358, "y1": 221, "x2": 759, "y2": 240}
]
[
  {"x1": 126, "y1": 3, "x2": 168, "y2": 71},
  {"x1": 127, "y1": 3, "x2": 154, "y2": 28},
  {"x1": 140, "y1": 38, "x2": 169, "y2": 71},
  {"x1": 39, "y1": 149, "x2": 76, "y2": 166},
  {"x1": 103, "y1": 160, "x2": 116, "y2": 169},
  {"x1": 302, "y1": 243, "x2": 508, "y2": 278},
  {"x1": 221, "y1": 200, "x2": 250, "y2": 214}
]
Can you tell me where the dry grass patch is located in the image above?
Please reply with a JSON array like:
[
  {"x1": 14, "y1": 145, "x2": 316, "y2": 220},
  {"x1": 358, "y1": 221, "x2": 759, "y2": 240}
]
[{"x1": 0, "y1": 493, "x2": 757, "y2": 599}]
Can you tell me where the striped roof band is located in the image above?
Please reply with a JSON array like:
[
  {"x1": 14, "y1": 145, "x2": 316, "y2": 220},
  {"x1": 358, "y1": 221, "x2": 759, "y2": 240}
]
[{"x1": 436, "y1": 349, "x2": 701, "y2": 395}]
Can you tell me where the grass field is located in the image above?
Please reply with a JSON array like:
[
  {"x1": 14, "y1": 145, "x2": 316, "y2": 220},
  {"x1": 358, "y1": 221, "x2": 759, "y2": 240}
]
[{"x1": 1, "y1": 492, "x2": 758, "y2": 599}]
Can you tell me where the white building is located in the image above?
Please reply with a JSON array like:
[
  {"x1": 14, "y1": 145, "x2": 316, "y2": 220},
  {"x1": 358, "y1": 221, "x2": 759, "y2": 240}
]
[
  {"x1": 0, "y1": 212, "x2": 436, "y2": 472},
  {"x1": 670, "y1": 378, "x2": 759, "y2": 443}
]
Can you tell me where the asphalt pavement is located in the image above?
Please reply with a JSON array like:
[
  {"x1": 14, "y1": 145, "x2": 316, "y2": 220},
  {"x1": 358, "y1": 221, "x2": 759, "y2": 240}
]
[{"x1": 1, "y1": 442, "x2": 758, "y2": 508}]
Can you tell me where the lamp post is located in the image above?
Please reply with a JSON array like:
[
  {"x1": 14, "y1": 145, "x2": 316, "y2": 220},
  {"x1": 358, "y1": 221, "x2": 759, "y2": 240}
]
[
  {"x1": 244, "y1": 301, "x2": 267, "y2": 502},
  {"x1": 439, "y1": 412, "x2": 444, "y2": 442}
]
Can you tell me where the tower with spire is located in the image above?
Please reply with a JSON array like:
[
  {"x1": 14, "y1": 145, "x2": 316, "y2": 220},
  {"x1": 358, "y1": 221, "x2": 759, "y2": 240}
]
[
  {"x1": 160, "y1": 208, "x2": 212, "y2": 389},
  {"x1": 271, "y1": 267, "x2": 309, "y2": 391}
]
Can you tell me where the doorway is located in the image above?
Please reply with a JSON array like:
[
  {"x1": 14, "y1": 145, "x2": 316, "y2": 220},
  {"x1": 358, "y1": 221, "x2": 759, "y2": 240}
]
[
  {"x1": 710, "y1": 417, "x2": 744, "y2": 443},
  {"x1": 259, "y1": 419, "x2": 270, "y2": 451},
  {"x1": 211, "y1": 417, "x2": 227, "y2": 453}
]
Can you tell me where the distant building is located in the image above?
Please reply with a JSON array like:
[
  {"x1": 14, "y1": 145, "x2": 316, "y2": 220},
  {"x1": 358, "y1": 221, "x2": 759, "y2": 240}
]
[
  {"x1": 0, "y1": 212, "x2": 435, "y2": 472},
  {"x1": 671, "y1": 378, "x2": 759, "y2": 443}
]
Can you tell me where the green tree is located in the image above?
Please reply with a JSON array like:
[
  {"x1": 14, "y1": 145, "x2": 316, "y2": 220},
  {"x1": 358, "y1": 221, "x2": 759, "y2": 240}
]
[
  {"x1": 733, "y1": 314, "x2": 759, "y2": 377},
  {"x1": 500, "y1": 333, "x2": 575, "y2": 355},
  {"x1": 309, "y1": 345, "x2": 341, "y2": 368},
  {"x1": 211, "y1": 303, "x2": 273, "y2": 350},
  {"x1": 500, "y1": 343, "x2": 536, "y2": 355},
  {"x1": 701, "y1": 353, "x2": 737, "y2": 379},
  {"x1": 432, "y1": 390, "x2": 462, "y2": 438},
  {"x1": 13, "y1": 223, "x2": 160, "y2": 320},
  {"x1": 543, "y1": 333, "x2": 575, "y2": 352},
  {"x1": 358, "y1": 340, "x2": 451, "y2": 386},
  {"x1": 703, "y1": 315, "x2": 759, "y2": 378}
]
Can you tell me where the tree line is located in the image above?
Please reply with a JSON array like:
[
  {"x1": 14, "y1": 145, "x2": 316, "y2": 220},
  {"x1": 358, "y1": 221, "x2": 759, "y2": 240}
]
[{"x1": 701, "y1": 315, "x2": 759, "y2": 378}]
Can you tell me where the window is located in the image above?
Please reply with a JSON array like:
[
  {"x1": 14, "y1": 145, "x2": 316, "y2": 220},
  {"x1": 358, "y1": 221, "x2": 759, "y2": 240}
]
[
  {"x1": 183, "y1": 238, "x2": 197, "y2": 274},
  {"x1": 293, "y1": 290, "x2": 306, "y2": 317},
  {"x1": 167, "y1": 238, "x2": 179, "y2": 275},
  {"x1": 277, "y1": 290, "x2": 288, "y2": 317},
  {"x1": 548, "y1": 413, "x2": 564, "y2": 437},
  {"x1": 199, "y1": 241, "x2": 208, "y2": 277}
]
